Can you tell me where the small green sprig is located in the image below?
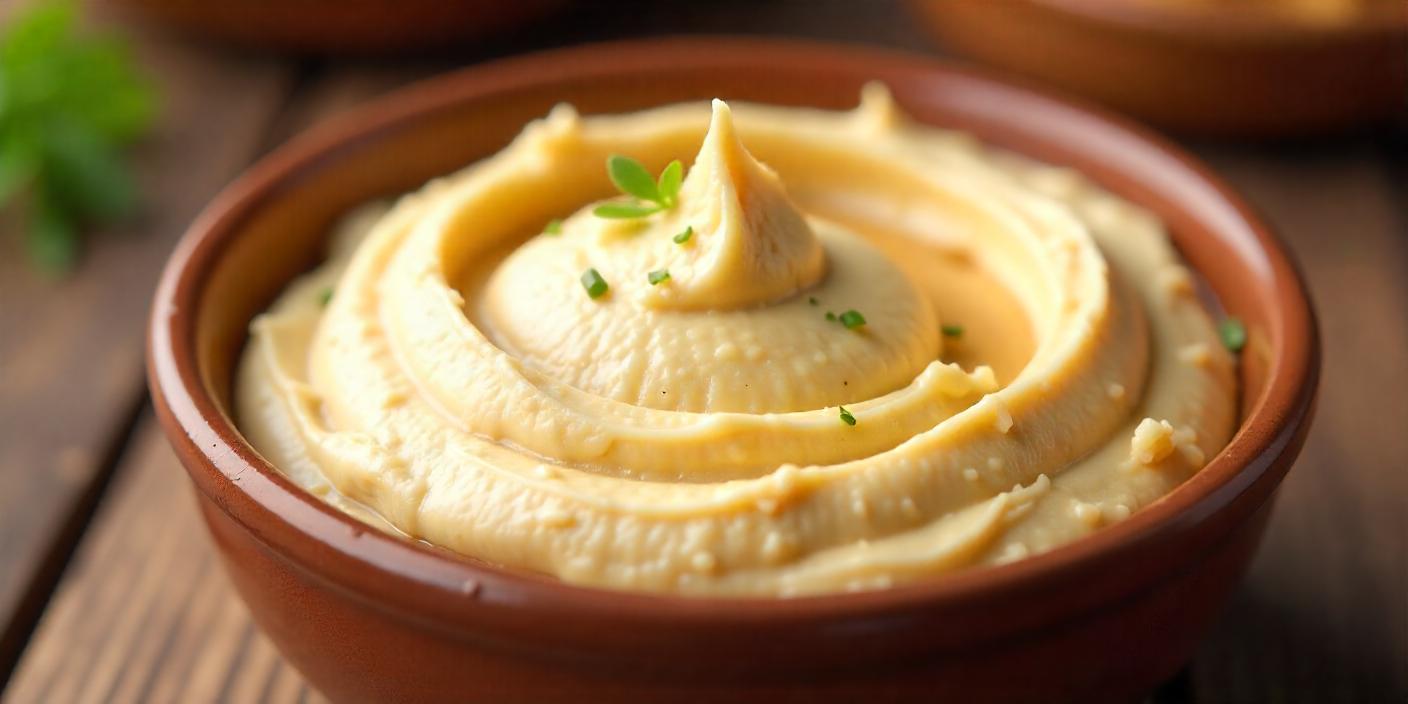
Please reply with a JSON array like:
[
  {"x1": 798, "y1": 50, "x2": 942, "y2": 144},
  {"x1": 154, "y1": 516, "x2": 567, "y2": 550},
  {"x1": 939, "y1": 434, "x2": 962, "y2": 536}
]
[
  {"x1": 839, "y1": 406, "x2": 857, "y2": 426},
  {"x1": 581, "y1": 268, "x2": 609, "y2": 299},
  {"x1": 672, "y1": 226, "x2": 694, "y2": 244},
  {"x1": 647, "y1": 269, "x2": 671, "y2": 285},
  {"x1": 0, "y1": 2, "x2": 156, "y2": 273},
  {"x1": 593, "y1": 155, "x2": 684, "y2": 219},
  {"x1": 941, "y1": 324, "x2": 964, "y2": 338},
  {"x1": 542, "y1": 218, "x2": 563, "y2": 236},
  {"x1": 1219, "y1": 317, "x2": 1246, "y2": 352},
  {"x1": 317, "y1": 287, "x2": 333, "y2": 306}
]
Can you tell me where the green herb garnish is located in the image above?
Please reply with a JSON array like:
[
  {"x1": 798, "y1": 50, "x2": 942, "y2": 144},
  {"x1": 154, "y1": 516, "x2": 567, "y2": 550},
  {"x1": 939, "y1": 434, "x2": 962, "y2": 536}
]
[
  {"x1": 808, "y1": 296, "x2": 819, "y2": 306},
  {"x1": 1219, "y1": 317, "x2": 1246, "y2": 352},
  {"x1": 672, "y1": 226, "x2": 694, "y2": 244},
  {"x1": 941, "y1": 324, "x2": 964, "y2": 338},
  {"x1": 317, "y1": 287, "x2": 333, "y2": 306},
  {"x1": 825, "y1": 311, "x2": 836, "y2": 321},
  {"x1": 593, "y1": 202, "x2": 661, "y2": 219},
  {"x1": 543, "y1": 218, "x2": 563, "y2": 235},
  {"x1": 1, "y1": 2, "x2": 156, "y2": 273},
  {"x1": 839, "y1": 310, "x2": 867, "y2": 330},
  {"x1": 839, "y1": 406, "x2": 857, "y2": 426},
  {"x1": 580, "y1": 268, "x2": 609, "y2": 299},
  {"x1": 593, "y1": 155, "x2": 684, "y2": 219},
  {"x1": 647, "y1": 269, "x2": 671, "y2": 285}
]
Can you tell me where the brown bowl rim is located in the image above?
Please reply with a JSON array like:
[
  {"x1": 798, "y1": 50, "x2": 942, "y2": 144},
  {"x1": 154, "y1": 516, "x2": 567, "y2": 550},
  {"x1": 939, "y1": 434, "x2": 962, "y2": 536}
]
[{"x1": 148, "y1": 37, "x2": 1318, "y2": 632}]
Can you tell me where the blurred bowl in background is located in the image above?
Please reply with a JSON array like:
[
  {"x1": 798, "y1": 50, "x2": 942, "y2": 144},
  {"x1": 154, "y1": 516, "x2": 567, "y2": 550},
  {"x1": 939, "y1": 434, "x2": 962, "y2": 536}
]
[
  {"x1": 112, "y1": 0, "x2": 568, "y2": 53},
  {"x1": 907, "y1": 0, "x2": 1408, "y2": 136}
]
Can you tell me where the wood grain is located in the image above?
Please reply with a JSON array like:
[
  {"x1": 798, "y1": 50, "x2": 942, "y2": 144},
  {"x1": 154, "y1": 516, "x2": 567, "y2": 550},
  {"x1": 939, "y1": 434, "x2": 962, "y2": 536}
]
[
  {"x1": 2, "y1": 419, "x2": 324, "y2": 704},
  {"x1": 0, "y1": 1, "x2": 296, "y2": 681}
]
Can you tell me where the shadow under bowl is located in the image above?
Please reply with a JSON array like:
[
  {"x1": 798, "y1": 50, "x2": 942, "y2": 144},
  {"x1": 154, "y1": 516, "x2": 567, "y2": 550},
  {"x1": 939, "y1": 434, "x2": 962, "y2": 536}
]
[{"x1": 147, "y1": 38, "x2": 1319, "y2": 703}]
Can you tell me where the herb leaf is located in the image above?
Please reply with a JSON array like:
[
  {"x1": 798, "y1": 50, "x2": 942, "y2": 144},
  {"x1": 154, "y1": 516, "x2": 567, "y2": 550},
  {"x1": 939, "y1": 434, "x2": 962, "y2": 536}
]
[
  {"x1": 543, "y1": 218, "x2": 563, "y2": 235},
  {"x1": 672, "y1": 226, "x2": 694, "y2": 244},
  {"x1": 839, "y1": 310, "x2": 867, "y2": 330},
  {"x1": 941, "y1": 324, "x2": 964, "y2": 338},
  {"x1": 839, "y1": 406, "x2": 857, "y2": 426},
  {"x1": 317, "y1": 287, "x2": 333, "y2": 306},
  {"x1": 1219, "y1": 317, "x2": 1246, "y2": 352},
  {"x1": 0, "y1": 2, "x2": 155, "y2": 273},
  {"x1": 593, "y1": 202, "x2": 662, "y2": 219},
  {"x1": 581, "y1": 268, "x2": 609, "y2": 299},
  {"x1": 657, "y1": 160, "x2": 683, "y2": 206},
  {"x1": 597, "y1": 156, "x2": 687, "y2": 221},
  {"x1": 647, "y1": 269, "x2": 671, "y2": 285},
  {"x1": 607, "y1": 155, "x2": 660, "y2": 203}
]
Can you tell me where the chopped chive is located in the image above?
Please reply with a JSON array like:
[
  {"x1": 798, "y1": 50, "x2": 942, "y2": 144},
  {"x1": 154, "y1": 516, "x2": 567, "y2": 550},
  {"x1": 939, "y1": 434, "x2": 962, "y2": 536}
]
[
  {"x1": 648, "y1": 269, "x2": 671, "y2": 285},
  {"x1": 543, "y1": 218, "x2": 563, "y2": 235},
  {"x1": 316, "y1": 287, "x2": 333, "y2": 306},
  {"x1": 673, "y1": 226, "x2": 694, "y2": 244},
  {"x1": 839, "y1": 310, "x2": 866, "y2": 330},
  {"x1": 839, "y1": 406, "x2": 857, "y2": 426},
  {"x1": 1219, "y1": 317, "x2": 1246, "y2": 352},
  {"x1": 941, "y1": 324, "x2": 964, "y2": 338},
  {"x1": 580, "y1": 268, "x2": 609, "y2": 299},
  {"x1": 825, "y1": 311, "x2": 836, "y2": 321},
  {"x1": 808, "y1": 296, "x2": 819, "y2": 306}
]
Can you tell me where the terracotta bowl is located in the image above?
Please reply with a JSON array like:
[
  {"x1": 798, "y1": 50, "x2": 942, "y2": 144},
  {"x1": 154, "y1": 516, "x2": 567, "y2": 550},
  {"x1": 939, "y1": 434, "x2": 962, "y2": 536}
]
[
  {"x1": 908, "y1": 0, "x2": 1408, "y2": 136},
  {"x1": 112, "y1": 0, "x2": 567, "y2": 53},
  {"x1": 148, "y1": 38, "x2": 1319, "y2": 702}
]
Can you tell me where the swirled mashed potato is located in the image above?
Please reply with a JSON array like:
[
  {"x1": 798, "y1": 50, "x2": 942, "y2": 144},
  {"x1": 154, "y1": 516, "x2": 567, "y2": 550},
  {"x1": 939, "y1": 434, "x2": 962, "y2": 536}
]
[{"x1": 236, "y1": 87, "x2": 1236, "y2": 596}]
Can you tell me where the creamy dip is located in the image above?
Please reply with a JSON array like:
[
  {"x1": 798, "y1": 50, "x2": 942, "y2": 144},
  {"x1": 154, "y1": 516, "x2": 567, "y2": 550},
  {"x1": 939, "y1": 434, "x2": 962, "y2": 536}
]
[{"x1": 236, "y1": 87, "x2": 1236, "y2": 596}]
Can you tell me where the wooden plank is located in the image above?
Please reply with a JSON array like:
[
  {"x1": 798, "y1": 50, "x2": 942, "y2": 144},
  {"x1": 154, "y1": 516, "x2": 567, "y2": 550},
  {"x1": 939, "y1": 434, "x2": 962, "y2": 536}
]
[
  {"x1": 2, "y1": 419, "x2": 324, "y2": 704},
  {"x1": 1188, "y1": 143, "x2": 1408, "y2": 701},
  {"x1": 0, "y1": 0, "x2": 296, "y2": 681}
]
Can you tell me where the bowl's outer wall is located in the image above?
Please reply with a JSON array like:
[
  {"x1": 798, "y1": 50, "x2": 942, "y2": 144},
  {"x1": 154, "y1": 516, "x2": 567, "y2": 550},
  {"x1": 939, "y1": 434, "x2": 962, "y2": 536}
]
[
  {"x1": 196, "y1": 488, "x2": 1278, "y2": 702},
  {"x1": 148, "y1": 39, "x2": 1320, "y2": 702}
]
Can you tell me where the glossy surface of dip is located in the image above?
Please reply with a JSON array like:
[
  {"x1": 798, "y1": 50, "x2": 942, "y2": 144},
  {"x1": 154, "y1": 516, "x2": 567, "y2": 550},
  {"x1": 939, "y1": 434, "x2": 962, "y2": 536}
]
[{"x1": 236, "y1": 88, "x2": 1236, "y2": 596}]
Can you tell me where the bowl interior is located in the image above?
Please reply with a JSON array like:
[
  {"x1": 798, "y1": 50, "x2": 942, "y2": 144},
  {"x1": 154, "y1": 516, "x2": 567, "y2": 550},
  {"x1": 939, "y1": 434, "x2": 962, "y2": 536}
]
[{"x1": 161, "y1": 39, "x2": 1314, "y2": 644}]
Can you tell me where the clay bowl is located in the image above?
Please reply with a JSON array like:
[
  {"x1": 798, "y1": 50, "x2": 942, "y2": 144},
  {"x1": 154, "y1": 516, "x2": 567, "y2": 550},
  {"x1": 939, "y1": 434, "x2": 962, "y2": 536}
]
[
  {"x1": 908, "y1": 0, "x2": 1408, "y2": 136},
  {"x1": 113, "y1": 0, "x2": 567, "y2": 54},
  {"x1": 148, "y1": 38, "x2": 1318, "y2": 702}
]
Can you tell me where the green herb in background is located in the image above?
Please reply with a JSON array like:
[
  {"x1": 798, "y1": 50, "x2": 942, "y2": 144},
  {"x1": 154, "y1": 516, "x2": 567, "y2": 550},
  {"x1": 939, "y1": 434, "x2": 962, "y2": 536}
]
[
  {"x1": 593, "y1": 155, "x2": 684, "y2": 219},
  {"x1": 941, "y1": 324, "x2": 964, "y2": 338},
  {"x1": 0, "y1": 2, "x2": 155, "y2": 273}
]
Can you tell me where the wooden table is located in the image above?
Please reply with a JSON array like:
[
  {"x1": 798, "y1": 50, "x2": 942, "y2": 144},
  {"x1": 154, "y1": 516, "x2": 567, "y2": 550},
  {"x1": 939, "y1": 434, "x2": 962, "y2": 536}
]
[{"x1": 2, "y1": 2, "x2": 1404, "y2": 701}]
